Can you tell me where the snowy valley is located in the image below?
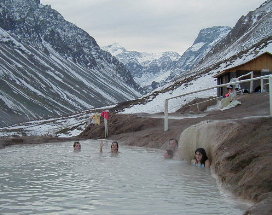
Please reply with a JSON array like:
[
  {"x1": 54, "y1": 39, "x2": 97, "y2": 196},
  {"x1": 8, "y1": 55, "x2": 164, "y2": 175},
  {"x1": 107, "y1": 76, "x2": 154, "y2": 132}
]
[
  {"x1": 0, "y1": 0, "x2": 272, "y2": 137},
  {"x1": 0, "y1": 0, "x2": 141, "y2": 127}
]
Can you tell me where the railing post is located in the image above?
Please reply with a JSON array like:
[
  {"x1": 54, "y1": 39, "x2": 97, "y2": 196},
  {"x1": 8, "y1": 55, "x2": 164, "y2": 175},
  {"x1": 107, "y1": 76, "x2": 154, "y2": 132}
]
[
  {"x1": 164, "y1": 99, "x2": 169, "y2": 131},
  {"x1": 162, "y1": 75, "x2": 271, "y2": 131},
  {"x1": 269, "y1": 76, "x2": 272, "y2": 116},
  {"x1": 261, "y1": 78, "x2": 264, "y2": 93},
  {"x1": 250, "y1": 71, "x2": 254, "y2": 93}
]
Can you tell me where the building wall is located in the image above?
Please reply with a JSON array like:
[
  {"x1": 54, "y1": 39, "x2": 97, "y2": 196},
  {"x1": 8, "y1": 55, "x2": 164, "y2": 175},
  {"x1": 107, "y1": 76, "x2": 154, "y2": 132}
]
[
  {"x1": 226, "y1": 53, "x2": 272, "y2": 74},
  {"x1": 217, "y1": 53, "x2": 272, "y2": 96}
]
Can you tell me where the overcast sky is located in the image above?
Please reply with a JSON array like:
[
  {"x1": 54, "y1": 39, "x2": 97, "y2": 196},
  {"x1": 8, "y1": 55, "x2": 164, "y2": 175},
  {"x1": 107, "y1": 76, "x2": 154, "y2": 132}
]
[{"x1": 40, "y1": 0, "x2": 265, "y2": 54}]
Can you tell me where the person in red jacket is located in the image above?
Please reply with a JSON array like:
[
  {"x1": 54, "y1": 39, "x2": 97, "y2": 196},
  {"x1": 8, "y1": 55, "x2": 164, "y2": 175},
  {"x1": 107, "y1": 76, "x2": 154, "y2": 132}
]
[
  {"x1": 225, "y1": 85, "x2": 236, "y2": 98},
  {"x1": 101, "y1": 110, "x2": 110, "y2": 120},
  {"x1": 101, "y1": 110, "x2": 110, "y2": 138}
]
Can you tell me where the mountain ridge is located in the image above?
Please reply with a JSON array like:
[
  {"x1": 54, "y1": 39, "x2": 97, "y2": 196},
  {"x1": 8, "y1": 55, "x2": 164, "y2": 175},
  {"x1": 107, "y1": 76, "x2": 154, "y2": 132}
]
[
  {"x1": 103, "y1": 26, "x2": 231, "y2": 90},
  {"x1": 0, "y1": 0, "x2": 141, "y2": 127}
]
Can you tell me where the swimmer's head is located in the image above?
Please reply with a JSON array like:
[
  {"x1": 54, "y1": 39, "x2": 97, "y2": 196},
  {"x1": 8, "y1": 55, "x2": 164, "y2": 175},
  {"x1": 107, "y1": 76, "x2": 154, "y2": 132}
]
[
  {"x1": 73, "y1": 141, "x2": 81, "y2": 150},
  {"x1": 111, "y1": 141, "x2": 119, "y2": 153},
  {"x1": 195, "y1": 148, "x2": 208, "y2": 164}
]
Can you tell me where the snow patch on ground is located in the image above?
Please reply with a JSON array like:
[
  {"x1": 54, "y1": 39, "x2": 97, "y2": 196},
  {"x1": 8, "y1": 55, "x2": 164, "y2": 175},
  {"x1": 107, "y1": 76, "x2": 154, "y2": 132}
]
[
  {"x1": 122, "y1": 72, "x2": 217, "y2": 114},
  {"x1": 134, "y1": 70, "x2": 172, "y2": 87},
  {"x1": 0, "y1": 104, "x2": 116, "y2": 138}
]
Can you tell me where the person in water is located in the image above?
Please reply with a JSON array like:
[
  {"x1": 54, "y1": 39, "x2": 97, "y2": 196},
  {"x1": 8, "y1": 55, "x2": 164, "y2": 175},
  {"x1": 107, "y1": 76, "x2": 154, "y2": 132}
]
[
  {"x1": 164, "y1": 139, "x2": 178, "y2": 159},
  {"x1": 100, "y1": 140, "x2": 119, "y2": 153},
  {"x1": 111, "y1": 141, "x2": 119, "y2": 153},
  {"x1": 164, "y1": 149, "x2": 174, "y2": 159},
  {"x1": 73, "y1": 141, "x2": 81, "y2": 151},
  {"x1": 191, "y1": 148, "x2": 210, "y2": 168}
]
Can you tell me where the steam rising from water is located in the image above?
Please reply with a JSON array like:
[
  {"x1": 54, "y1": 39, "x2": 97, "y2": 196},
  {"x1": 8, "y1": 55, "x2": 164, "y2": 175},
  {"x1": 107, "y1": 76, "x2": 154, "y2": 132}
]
[{"x1": 0, "y1": 140, "x2": 248, "y2": 214}]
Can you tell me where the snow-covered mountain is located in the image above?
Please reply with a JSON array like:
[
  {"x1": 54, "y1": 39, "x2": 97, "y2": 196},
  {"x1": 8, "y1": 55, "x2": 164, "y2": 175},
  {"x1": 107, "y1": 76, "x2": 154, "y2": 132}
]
[
  {"x1": 173, "y1": 26, "x2": 231, "y2": 72},
  {"x1": 109, "y1": 0, "x2": 272, "y2": 114},
  {"x1": 103, "y1": 43, "x2": 181, "y2": 90},
  {"x1": 3, "y1": 45, "x2": 272, "y2": 138},
  {"x1": 193, "y1": 0, "x2": 272, "y2": 73},
  {"x1": 105, "y1": 0, "x2": 272, "y2": 91},
  {"x1": 103, "y1": 26, "x2": 231, "y2": 90},
  {"x1": 1, "y1": 0, "x2": 272, "y2": 137},
  {"x1": 0, "y1": 0, "x2": 141, "y2": 127}
]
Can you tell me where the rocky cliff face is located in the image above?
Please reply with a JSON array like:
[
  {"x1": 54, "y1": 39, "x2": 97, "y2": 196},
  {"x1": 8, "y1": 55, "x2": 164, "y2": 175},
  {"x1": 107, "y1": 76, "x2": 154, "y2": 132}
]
[
  {"x1": 174, "y1": 26, "x2": 231, "y2": 72},
  {"x1": 0, "y1": 0, "x2": 141, "y2": 127}
]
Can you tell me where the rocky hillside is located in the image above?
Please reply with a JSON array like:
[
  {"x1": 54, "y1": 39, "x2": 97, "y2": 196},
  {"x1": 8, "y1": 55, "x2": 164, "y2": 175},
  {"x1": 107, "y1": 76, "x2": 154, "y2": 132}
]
[
  {"x1": 0, "y1": 0, "x2": 141, "y2": 127},
  {"x1": 174, "y1": 26, "x2": 231, "y2": 72},
  {"x1": 194, "y1": 0, "x2": 272, "y2": 72},
  {"x1": 105, "y1": 0, "x2": 272, "y2": 94},
  {"x1": 110, "y1": 0, "x2": 272, "y2": 114},
  {"x1": 104, "y1": 26, "x2": 230, "y2": 91},
  {"x1": 103, "y1": 43, "x2": 181, "y2": 90}
]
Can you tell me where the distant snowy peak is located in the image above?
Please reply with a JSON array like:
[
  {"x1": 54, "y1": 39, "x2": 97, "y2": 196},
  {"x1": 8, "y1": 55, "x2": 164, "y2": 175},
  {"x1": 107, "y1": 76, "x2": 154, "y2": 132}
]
[
  {"x1": 191, "y1": 26, "x2": 231, "y2": 51},
  {"x1": 103, "y1": 43, "x2": 181, "y2": 63},
  {"x1": 160, "y1": 51, "x2": 181, "y2": 61},
  {"x1": 102, "y1": 43, "x2": 181, "y2": 89},
  {"x1": 103, "y1": 25, "x2": 230, "y2": 90},
  {"x1": 102, "y1": 43, "x2": 166, "y2": 64},
  {"x1": 194, "y1": 26, "x2": 231, "y2": 43},
  {"x1": 184, "y1": 26, "x2": 231, "y2": 56},
  {"x1": 103, "y1": 43, "x2": 127, "y2": 56},
  {"x1": 173, "y1": 26, "x2": 231, "y2": 72}
]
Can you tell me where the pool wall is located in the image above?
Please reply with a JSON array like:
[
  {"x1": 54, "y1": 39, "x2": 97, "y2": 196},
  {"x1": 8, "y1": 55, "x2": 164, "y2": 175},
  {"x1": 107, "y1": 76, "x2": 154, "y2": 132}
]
[{"x1": 176, "y1": 117, "x2": 272, "y2": 215}]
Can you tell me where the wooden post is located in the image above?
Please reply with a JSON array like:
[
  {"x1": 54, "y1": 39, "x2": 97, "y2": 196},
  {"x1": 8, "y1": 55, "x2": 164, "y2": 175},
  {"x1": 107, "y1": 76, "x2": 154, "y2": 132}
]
[{"x1": 164, "y1": 99, "x2": 169, "y2": 131}]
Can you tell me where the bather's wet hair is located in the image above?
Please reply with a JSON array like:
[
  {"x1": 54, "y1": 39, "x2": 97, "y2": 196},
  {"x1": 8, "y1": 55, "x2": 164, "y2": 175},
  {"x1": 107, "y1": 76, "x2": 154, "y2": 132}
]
[
  {"x1": 73, "y1": 141, "x2": 80, "y2": 147},
  {"x1": 195, "y1": 148, "x2": 208, "y2": 165},
  {"x1": 111, "y1": 141, "x2": 119, "y2": 149}
]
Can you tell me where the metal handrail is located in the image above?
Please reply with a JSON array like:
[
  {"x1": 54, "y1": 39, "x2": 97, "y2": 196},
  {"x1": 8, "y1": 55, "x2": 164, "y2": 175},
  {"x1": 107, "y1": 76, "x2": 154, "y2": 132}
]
[
  {"x1": 180, "y1": 96, "x2": 220, "y2": 112},
  {"x1": 236, "y1": 71, "x2": 254, "y2": 93},
  {"x1": 164, "y1": 74, "x2": 272, "y2": 131},
  {"x1": 237, "y1": 71, "x2": 253, "y2": 79}
]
